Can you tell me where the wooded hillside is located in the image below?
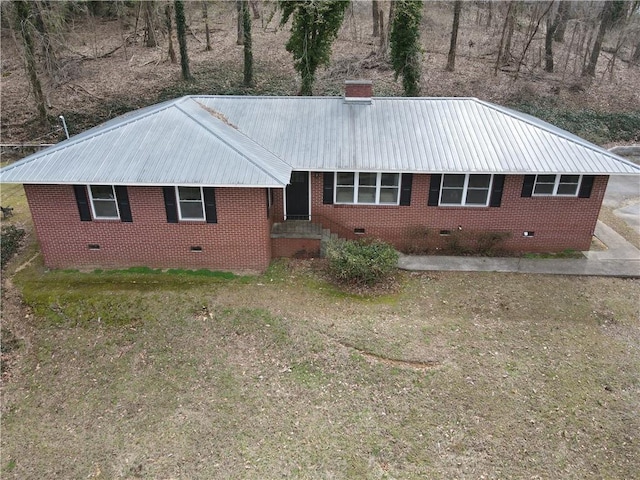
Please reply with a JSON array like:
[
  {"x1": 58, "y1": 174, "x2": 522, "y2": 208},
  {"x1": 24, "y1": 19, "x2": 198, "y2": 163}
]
[{"x1": 1, "y1": 1, "x2": 639, "y2": 150}]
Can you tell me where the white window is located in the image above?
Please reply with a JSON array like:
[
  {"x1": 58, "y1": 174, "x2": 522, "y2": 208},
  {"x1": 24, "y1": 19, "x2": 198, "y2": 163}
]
[
  {"x1": 176, "y1": 186, "x2": 205, "y2": 220},
  {"x1": 335, "y1": 172, "x2": 400, "y2": 205},
  {"x1": 533, "y1": 175, "x2": 581, "y2": 196},
  {"x1": 89, "y1": 185, "x2": 119, "y2": 219},
  {"x1": 440, "y1": 174, "x2": 492, "y2": 206}
]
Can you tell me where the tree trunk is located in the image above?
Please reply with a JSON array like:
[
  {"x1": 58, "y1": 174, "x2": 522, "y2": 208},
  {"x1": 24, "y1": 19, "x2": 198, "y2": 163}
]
[
  {"x1": 486, "y1": 0, "x2": 493, "y2": 28},
  {"x1": 372, "y1": 0, "x2": 380, "y2": 37},
  {"x1": 515, "y1": 0, "x2": 554, "y2": 79},
  {"x1": 32, "y1": 0, "x2": 59, "y2": 77},
  {"x1": 583, "y1": 1, "x2": 620, "y2": 77},
  {"x1": 495, "y1": 1, "x2": 514, "y2": 74},
  {"x1": 236, "y1": 0, "x2": 243, "y2": 45},
  {"x1": 165, "y1": 3, "x2": 177, "y2": 63},
  {"x1": 250, "y1": 0, "x2": 260, "y2": 19},
  {"x1": 242, "y1": 0, "x2": 253, "y2": 86},
  {"x1": 446, "y1": 0, "x2": 462, "y2": 72},
  {"x1": 545, "y1": 18, "x2": 557, "y2": 72},
  {"x1": 500, "y1": 1, "x2": 517, "y2": 65},
  {"x1": 14, "y1": 0, "x2": 47, "y2": 123},
  {"x1": 202, "y1": 0, "x2": 211, "y2": 51},
  {"x1": 387, "y1": 0, "x2": 395, "y2": 45},
  {"x1": 143, "y1": 1, "x2": 157, "y2": 47},
  {"x1": 174, "y1": 0, "x2": 192, "y2": 80},
  {"x1": 552, "y1": 0, "x2": 571, "y2": 42},
  {"x1": 632, "y1": 39, "x2": 640, "y2": 66},
  {"x1": 379, "y1": 8, "x2": 386, "y2": 54},
  {"x1": 545, "y1": 1, "x2": 561, "y2": 72}
]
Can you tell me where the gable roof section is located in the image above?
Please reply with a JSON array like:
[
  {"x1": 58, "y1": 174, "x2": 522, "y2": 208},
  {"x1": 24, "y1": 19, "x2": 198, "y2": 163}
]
[
  {"x1": 0, "y1": 97, "x2": 292, "y2": 187},
  {"x1": 2, "y1": 95, "x2": 638, "y2": 187}
]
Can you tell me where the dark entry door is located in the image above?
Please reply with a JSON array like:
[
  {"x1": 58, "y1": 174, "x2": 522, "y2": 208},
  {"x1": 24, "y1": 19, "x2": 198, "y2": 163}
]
[{"x1": 286, "y1": 171, "x2": 310, "y2": 220}]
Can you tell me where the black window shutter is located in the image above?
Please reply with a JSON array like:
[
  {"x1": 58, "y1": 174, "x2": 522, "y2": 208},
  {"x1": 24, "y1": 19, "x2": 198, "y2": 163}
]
[
  {"x1": 163, "y1": 187, "x2": 178, "y2": 223},
  {"x1": 489, "y1": 175, "x2": 505, "y2": 207},
  {"x1": 427, "y1": 174, "x2": 442, "y2": 206},
  {"x1": 323, "y1": 172, "x2": 334, "y2": 204},
  {"x1": 203, "y1": 187, "x2": 217, "y2": 224},
  {"x1": 521, "y1": 175, "x2": 535, "y2": 197},
  {"x1": 114, "y1": 186, "x2": 132, "y2": 222},
  {"x1": 73, "y1": 185, "x2": 92, "y2": 221},
  {"x1": 399, "y1": 173, "x2": 413, "y2": 206},
  {"x1": 265, "y1": 188, "x2": 270, "y2": 218},
  {"x1": 578, "y1": 175, "x2": 595, "y2": 198}
]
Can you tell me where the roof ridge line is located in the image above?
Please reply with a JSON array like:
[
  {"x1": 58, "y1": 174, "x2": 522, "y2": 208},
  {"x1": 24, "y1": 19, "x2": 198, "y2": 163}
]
[
  {"x1": 473, "y1": 99, "x2": 640, "y2": 172},
  {"x1": 176, "y1": 99, "x2": 290, "y2": 185},
  {"x1": 0, "y1": 97, "x2": 191, "y2": 174}
]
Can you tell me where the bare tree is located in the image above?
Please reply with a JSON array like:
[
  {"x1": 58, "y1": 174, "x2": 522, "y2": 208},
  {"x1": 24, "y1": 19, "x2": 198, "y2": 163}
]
[
  {"x1": 582, "y1": 0, "x2": 626, "y2": 77},
  {"x1": 250, "y1": 0, "x2": 261, "y2": 19},
  {"x1": 379, "y1": 6, "x2": 387, "y2": 54},
  {"x1": 372, "y1": 0, "x2": 380, "y2": 37},
  {"x1": 515, "y1": 0, "x2": 555, "y2": 79},
  {"x1": 446, "y1": 0, "x2": 462, "y2": 72},
  {"x1": 545, "y1": 1, "x2": 561, "y2": 72},
  {"x1": 633, "y1": 39, "x2": 640, "y2": 65},
  {"x1": 236, "y1": 0, "x2": 243, "y2": 45},
  {"x1": 552, "y1": 0, "x2": 571, "y2": 42},
  {"x1": 165, "y1": 3, "x2": 177, "y2": 63},
  {"x1": 32, "y1": 0, "x2": 60, "y2": 77},
  {"x1": 202, "y1": 0, "x2": 211, "y2": 51},
  {"x1": 495, "y1": 1, "x2": 515, "y2": 74},
  {"x1": 143, "y1": 1, "x2": 157, "y2": 47},
  {"x1": 500, "y1": 1, "x2": 517, "y2": 66},
  {"x1": 13, "y1": 0, "x2": 47, "y2": 123}
]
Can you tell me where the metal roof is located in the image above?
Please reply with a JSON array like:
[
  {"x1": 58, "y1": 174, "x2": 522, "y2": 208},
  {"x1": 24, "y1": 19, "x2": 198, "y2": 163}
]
[
  {"x1": 196, "y1": 95, "x2": 639, "y2": 175},
  {"x1": 2, "y1": 95, "x2": 638, "y2": 186},
  {"x1": 0, "y1": 97, "x2": 292, "y2": 187}
]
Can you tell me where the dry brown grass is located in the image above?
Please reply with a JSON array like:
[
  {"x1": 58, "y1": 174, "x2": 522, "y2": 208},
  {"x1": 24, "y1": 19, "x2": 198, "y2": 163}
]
[{"x1": 1, "y1": 258, "x2": 639, "y2": 479}]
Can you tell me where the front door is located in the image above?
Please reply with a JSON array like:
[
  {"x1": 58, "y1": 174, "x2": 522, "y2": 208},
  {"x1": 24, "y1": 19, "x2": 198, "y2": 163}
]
[{"x1": 285, "y1": 171, "x2": 310, "y2": 220}]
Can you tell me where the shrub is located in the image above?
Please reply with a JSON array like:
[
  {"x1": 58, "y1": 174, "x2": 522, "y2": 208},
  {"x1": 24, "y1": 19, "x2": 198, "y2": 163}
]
[
  {"x1": 475, "y1": 231, "x2": 511, "y2": 256},
  {"x1": 325, "y1": 238, "x2": 399, "y2": 286},
  {"x1": 402, "y1": 225, "x2": 431, "y2": 254},
  {"x1": 1, "y1": 225, "x2": 25, "y2": 269}
]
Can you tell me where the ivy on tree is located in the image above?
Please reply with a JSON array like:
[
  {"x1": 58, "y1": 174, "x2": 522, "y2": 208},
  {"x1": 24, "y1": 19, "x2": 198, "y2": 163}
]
[
  {"x1": 280, "y1": 0, "x2": 350, "y2": 96},
  {"x1": 390, "y1": 0, "x2": 423, "y2": 96},
  {"x1": 174, "y1": 0, "x2": 191, "y2": 81},
  {"x1": 242, "y1": 0, "x2": 253, "y2": 86}
]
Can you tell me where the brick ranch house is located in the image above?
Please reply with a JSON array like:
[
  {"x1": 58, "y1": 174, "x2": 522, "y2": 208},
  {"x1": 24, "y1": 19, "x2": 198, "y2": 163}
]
[{"x1": 2, "y1": 81, "x2": 639, "y2": 272}]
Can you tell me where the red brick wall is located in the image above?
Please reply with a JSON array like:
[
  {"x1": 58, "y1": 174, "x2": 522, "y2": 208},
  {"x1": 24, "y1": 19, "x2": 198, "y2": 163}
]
[
  {"x1": 24, "y1": 185, "x2": 272, "y2": 272},
  {"x1": 271, "y1": 238, "x2": 321, "y2": 258},
  {"x1": 310, "y1": 173, "x2": 608, "y2": 253},
  {"x1": 24, "y1": 174, "x2": 608, "y2": 272}
]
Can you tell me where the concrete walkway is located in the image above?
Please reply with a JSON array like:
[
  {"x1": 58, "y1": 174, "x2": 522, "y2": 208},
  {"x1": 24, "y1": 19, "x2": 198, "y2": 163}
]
[{"x1": 398, "y1": 221, "x2": 640, "y2": 278}]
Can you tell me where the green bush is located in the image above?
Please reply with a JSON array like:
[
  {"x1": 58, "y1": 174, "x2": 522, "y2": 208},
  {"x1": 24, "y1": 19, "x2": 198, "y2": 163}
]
[
  {"x1": 1, "y1": 225, "x2": 25, "y2": 269},
  {"x1": 325, "y1": 238, "x2": 399, "y2": 286}
]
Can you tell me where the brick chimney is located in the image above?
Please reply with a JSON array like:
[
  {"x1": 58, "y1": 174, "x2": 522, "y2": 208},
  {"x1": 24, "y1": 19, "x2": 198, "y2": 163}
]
[{"x1": 344, "y1": 80, "x2": 372, "y2": 104}]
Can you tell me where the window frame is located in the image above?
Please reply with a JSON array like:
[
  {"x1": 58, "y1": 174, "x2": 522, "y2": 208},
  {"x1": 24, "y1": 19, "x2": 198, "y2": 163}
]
[
  {"x1": 175, "y1": 186, "x2": 206, "y2": 221},
  {"x1": 532, "y1": 174, "x2": 582, "y2": 197},
  {"x1": 334, "y1": 172, "x2": 401, "y2": 205},
  {"x1": 88, "y1": 185, "x2": 120, "y2": 220},
  {"x1": 438, "y1": 174, "x2": 493, "y2": 207}
]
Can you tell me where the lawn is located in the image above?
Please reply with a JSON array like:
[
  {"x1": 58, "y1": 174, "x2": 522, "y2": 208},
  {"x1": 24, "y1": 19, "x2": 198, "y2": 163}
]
[{"x1": 1, "y1": 259, "x2": 639, "y2": 479}]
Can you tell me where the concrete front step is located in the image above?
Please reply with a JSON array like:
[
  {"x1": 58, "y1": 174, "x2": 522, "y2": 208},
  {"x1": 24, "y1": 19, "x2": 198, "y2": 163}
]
[{"x1": 271, "y1": 220, "x2": 324, "y2": 239}]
